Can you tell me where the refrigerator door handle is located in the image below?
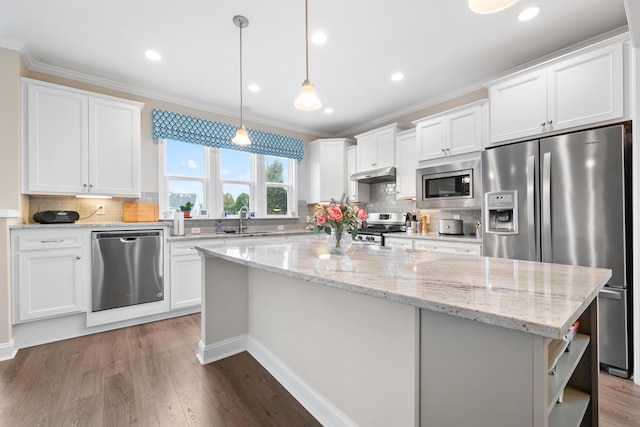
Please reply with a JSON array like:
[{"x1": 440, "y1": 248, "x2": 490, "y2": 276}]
[
  {"x1": 527, "y1": 155, "x2": 536, "y2": 261},
  {"x1": 542, "y1": 152, "x2": 552, "y2": 262},
  {"x1": 600, "y1": 288, "x2": 622, "y2": 300}
]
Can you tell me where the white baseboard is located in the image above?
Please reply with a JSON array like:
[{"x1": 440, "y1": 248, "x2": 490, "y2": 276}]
[
  {"x1": 197, "y1": 335, "x2": 248, "y2": 365},
  {"x1": 0, "y1": 339, "x2": 17, "y2": 361},
  {"x1": 248, "y1": 337, "x2": 357, "y2": 427}
]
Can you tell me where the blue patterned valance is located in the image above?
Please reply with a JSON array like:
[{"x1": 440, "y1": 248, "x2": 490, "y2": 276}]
[{"x1": 152, "y1": 109, "x2": 304, "y2": 161}]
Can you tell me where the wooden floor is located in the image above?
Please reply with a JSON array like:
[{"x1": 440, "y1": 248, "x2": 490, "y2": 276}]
[
  {"x1": 1, "y1": 314, "x2": 639, "y2": 426},
  {"x1": 0, "y1": 314, "x2": 320, "y2": 426}
]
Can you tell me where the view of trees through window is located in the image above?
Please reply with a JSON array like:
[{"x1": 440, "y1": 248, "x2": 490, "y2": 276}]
[{"x1": 266, "y1": 158, "x2": 288, "y2": 215}]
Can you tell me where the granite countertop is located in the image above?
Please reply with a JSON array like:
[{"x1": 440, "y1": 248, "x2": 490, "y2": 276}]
[
  {"x1": 384, "y1": 232, "x2": 482, "y2": 243},
  {"x1": 10, "y1": 222, "x2": 168, "y2": 230},
  {"x1": 197, "y1": 240, "x2": 610, "y2": 339},
  {"x1": 167, "y1": 229, "x2": 312, "y2": 242}
]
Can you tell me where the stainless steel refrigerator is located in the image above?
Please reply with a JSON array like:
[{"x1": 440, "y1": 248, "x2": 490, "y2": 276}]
[{"x1": 482, "y1": 124, "x2": 633, "y2": 378}]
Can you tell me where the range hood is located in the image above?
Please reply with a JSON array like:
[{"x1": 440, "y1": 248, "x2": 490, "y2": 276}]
[{"x1": 350, "y1": 166, "x2": 396, "y2": 184}]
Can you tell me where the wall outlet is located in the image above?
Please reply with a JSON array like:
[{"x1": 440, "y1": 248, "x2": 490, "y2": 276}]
[
  {"x1": 96, "y1": 203, "x2": 105, "y2": 215},
  {"x1": 453, "y1": 214, "x2": 461, "y2": 220},
  {"x1": 191, "y1": 227, "x2": 200, "y2": 234},
  {"x1": 277, "y1": 225, "x2": 285, "y2": 231}
]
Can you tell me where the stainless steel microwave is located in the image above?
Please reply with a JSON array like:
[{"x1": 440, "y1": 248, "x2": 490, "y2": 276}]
[{"x1": 416, "y1": 159, "x2": 482, "y2": 209}]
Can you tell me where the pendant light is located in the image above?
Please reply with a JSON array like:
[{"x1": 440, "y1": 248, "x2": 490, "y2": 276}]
[
  {"x1": 232, "y1": 15, "x2": 251, "y2": 146},
  {"x1": 294, "y1": 0, "x2": 322, "y2": 110}
]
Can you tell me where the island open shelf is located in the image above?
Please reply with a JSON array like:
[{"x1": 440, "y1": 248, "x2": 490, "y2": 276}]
[{"x1": 196, "y1": 240, "x2": 610, "y2": 426}]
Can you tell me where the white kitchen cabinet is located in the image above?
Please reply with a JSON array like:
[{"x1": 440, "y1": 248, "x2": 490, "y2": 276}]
[
  {"x1": 395, "y1": 129, "x2": 417, "y2": 199},
  {"x1": 12, "y1": 229, "x2": 87, "y2": 323},
  {"x1": 383, "y1": 237, "x2": 414, "y2": 249},
  {"x1": 346, "y1": 146, "x2": 370, "y2": 202},
  {"x1": 355, "y1": 123, "x2": 410, "y2": 173},
  {"x1": 489, "y1": 42, "x2": 624, "y2": 143},
  {"x1": 413, "y1": 239, "x2": 482, "y2": 256},
  {"x1": 307, "y1": 138, "x2": 355, "y2": 204},
  {"x1": 414, "y1": 101, "x2": 486, "y2": 162},
  {"x1": 169, "y1": 241, "x2": 213, "y2": 310},
  {"x1": 21, "y1": 78, "x2": 143, "y2": 197}
]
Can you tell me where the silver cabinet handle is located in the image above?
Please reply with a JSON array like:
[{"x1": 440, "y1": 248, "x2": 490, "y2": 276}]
[
  {"x1": 454, "y1": 248, "x2": 472, "y2": 253},
  {"x1": 542, "y1": 151, "x2": 552, "y2": 262},
  {"x1": 541, "y1": 122, "x2": 546, "y2": 127},
  {"x1": 76, "y1": 256, "x2": 82, "y2": 260},
  {"x1": 41, "y1": 239, "x2": 64, "y2": 243},
  {"x1": 83, "y1": 184, "x2": 88, "y2": 187},
  {"x1": 547, "y1": 120, "x2": 553, "y2": 125},
  {"x1": 527, "y1": 155, "x2": 537, "y2": 261}
]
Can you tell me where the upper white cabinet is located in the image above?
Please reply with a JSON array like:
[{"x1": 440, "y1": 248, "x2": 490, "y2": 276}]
[
  {"x1": 355, "y1": 123, "x2": 410, "y2": 173},
  {"x1": 346, "y1": 146, "x2": 370, "y2": 203},
  {"x1": 414, "y1": 100, "x2": 486, "y2": 162},
  {"x1": 488, "y1": 42, "x2": 624, "y2": 143},
  {"x1": 308, "y1": 138, "x2": 355, "y2": 204},
  {"x1": 395, "y1": 129, "x2": 417, "y2": 199},
  {"x1": 21, "y1": 78, "x2": 143, "y2": 197}
]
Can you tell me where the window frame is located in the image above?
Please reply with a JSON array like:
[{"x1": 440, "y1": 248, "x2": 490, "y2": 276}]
[{"x1": 158, "y1": 139, "x2": 298, "y2": 219}]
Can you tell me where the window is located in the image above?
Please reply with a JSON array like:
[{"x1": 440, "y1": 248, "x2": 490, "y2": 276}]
[{"x1": 159, "y1": 139, "x2": 297, "y2": 218}]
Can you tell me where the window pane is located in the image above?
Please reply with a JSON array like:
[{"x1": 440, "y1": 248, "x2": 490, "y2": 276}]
[
  {"x1": 168, "y1": 180, "x2": 203, "y2": 214},
  {"x1": 166, "y1": 140, "x2": 205, "y2": 177},
  {"x1": 220, "y1": 149, "x2": 251, "y2": 181},
  {"x1": 265, "y1": 156, "x2": 289, "y2": 184},
  {"x1": 223, "y1": 183, "x2": 250, "y2": 215},
  {"x1": 267, "y1": 186, "x2": 288, "y2": 215}
]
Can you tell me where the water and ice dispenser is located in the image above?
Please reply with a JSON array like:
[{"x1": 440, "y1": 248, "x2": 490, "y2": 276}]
[{"x1": 485, "y1": 191, "x2": 518, "y2": 234}]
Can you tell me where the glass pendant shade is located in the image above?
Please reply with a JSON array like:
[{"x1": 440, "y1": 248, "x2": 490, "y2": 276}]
[
  {"x1": 468, "y1": 0, "x2": 519, "y2": 14},
  {"x1": 232, "y1": 125, "x2": 251, "y2": 146},
  {"x1": 294, "y1": 79, "x2": 322, "y2": 110}
]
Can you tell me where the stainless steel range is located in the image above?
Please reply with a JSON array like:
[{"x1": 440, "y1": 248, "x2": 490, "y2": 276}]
[{"x1": 355, "y1": 212, "x2": 406, "y2": 246}]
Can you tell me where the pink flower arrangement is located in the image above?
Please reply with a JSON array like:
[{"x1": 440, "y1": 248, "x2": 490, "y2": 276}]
[{"x1": 312, "y1": 195, "x2": 367, "y2": 238}]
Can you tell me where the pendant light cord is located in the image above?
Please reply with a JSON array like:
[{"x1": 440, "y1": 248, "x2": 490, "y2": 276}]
[
  {"x1": 304, "y1": 0, "x2": 309, "y2": 81},
  {"x1": 239, "y1": 21, "x2": 244, "y2": 126}
]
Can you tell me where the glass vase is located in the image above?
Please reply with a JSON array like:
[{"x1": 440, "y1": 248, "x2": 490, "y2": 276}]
[{"x1": 326, "y1": 228, "x2": 353, "y2": 254}]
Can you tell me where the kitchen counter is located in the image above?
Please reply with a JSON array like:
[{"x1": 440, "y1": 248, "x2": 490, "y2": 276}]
[
  {"x1": 385, "y1": 231, "x2": 482, "y2": 243},
  {"x1": 166, "y1": 229, "x2": 311, "y2": 242},
  {"x1": 10, "y1": 222, "x2": 167, "y2": 230},
  {"x1": 195, "y1": 240, "x2": 609, "y2": 426}
]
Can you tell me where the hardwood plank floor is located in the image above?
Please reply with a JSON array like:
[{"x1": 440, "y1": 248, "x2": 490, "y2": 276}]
[
  {"x1": 0, "y1": 314, "x2": 321, "y2": 426},
  {"x1": 1, "y1": 313, "x2": 639, "y2": 426}
]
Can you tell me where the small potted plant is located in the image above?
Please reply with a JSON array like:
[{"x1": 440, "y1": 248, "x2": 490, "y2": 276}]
[{"x1": 180, "y1": 201, "x2": 193, "y2": 218}]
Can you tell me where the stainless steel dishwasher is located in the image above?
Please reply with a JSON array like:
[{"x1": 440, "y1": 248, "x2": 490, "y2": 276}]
[{"x1": 91, "y1": 229, "x2": 164, "y2": 312}]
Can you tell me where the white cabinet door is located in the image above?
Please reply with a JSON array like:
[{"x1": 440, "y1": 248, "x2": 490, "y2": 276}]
[
  {"x1": 395, "y1": 131, "x2": 417, "y2": 199},
  {"x1": 13, "y1": 230, "x2": 87, "y2": 323},
  {"x1": 384, "y1": 237, "x2": 413, "y2": 249},
  {"x1": 26, "y1": 83, "x2": 89, "y2": 194},
  {"x1": 307, "y1": 138, "x2": 354, "y2": 204},
  {"x1": 356, "y1": 134, "x2": 377, "y2": 171},
  {"x1": 489, "y1": 69, "x2": 547, "y2": 143},
  {"x1": 374, "y1": 127, "x2": 396, "y2": 169},
  {"x1": 447, "y1": 104, "x2": 483, "y2": 156},
  {"x1": 170, "y1": 253, "x2": 202, "y2": 310},
  {"x1": 346, "y1": 146, "x2": 369, "y2": 202},
  {"x1": 413, "y1": 240, "x2": 481, "y2": 256},
  {"x1": 89, "y1": 98, "x2": 141, "y2": 196},
  {"x1": 416, "y1": 117, "x2": 446, "y2": 161},
  {"x1": 547, "y1": 43, "x2": 623, "y2": 131}
]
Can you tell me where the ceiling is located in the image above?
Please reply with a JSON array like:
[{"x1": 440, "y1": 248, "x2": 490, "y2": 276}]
[{"x1": 0, "y1": 0, "x2": 629, "y2": 137}]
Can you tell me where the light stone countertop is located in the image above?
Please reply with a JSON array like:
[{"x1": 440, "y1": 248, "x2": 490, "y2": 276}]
[
  {"x1": 384, "y1": 232, "x2": 482, "y2": 243},
  {"x1": 167, "y1": 229, "x2": 312, "y2": 242},
  {"x1": 197, "y1": 240, "x2": 611, "y2": 339},
  {"x1": 10, "y1": 222, "x2": 167, "y2": 230}
]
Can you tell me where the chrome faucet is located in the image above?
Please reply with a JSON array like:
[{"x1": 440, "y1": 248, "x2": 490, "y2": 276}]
[{"x1": 238, "y1": 206, "x2": 250, "y2": 234}]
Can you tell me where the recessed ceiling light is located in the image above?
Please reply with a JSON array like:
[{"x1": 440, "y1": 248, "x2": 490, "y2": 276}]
[
  {"x1": 518, "y1": 6, "x2": 541, "y2": 21},
  {"x1": 145, "y1": 50, "x2": 162, "y2": 61},
  {"x1": 324, "y1": 107, "x2": 334, "y2": 114},
  {"x1": 391, "y1": 73, "x2": 404, "y2": 82},
  {"x1": 311, "y1": 32, "x2": 327, "y2": 44},
  {"x1": 468, "y1": 0, "x2": 519, "y2": 14},
  {"x1": 248, "y1": 84, "x2": 260, "y2": 92}
]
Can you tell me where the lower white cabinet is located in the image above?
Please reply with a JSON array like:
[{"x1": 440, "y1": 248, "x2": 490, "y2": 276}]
[
  {"x1": 12, "y1": 230, "x2": 87, "y2": 323},
  {"x1": 385, "y1": 236, "x2": 482, "y2": 256}
]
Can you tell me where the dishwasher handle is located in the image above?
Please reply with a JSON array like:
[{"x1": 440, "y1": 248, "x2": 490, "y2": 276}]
[{"x1": 120, "y1": 237, "x2": 140, "y2": 242}]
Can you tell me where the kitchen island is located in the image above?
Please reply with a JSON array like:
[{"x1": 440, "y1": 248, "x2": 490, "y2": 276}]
[{"x1": 196, "y1": 240, "x2": 610, "y2": 427}]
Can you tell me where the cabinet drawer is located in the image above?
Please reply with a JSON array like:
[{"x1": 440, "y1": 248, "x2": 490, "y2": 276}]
[
  {"x1": 384, "y1": 238, "x2": 413, "y2": 249},
  {"x1": 18, "y1": 231, "x2": 84, "y2": 251},
  {"x1": 414, "y1": 240, "x2": 481, "y2": 256}
]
